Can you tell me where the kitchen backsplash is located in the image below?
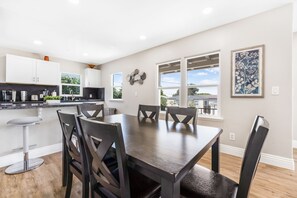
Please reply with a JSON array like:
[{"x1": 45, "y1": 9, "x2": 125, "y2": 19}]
[{"x1": 0, "y1": 83, "x2": 59, "y2": 102}]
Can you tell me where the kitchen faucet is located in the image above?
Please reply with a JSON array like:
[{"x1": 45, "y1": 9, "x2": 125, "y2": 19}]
[{"x1": 69, "y1": 90, "x2": 75, "y2": 101}]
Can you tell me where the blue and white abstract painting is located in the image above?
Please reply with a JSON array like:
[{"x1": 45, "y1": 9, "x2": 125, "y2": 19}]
[{"x1": 232, "y1": 45, "x2": 264, "y2": 97}]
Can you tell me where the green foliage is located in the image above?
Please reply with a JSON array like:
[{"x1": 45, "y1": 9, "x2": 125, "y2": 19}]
[
  {"x1": 188, "y1": 87, "x2": 199, "y2": 95},
  {"x1": 62, "y1": 85, "x2": 80, "y2": 95},
  {"x1": 113, "y1": 88, "x2": 122, "y2": 99},
  {"x1": 160, "y1": 89, "x2": 167, "y2": 111},
  {"x1": 61, "y1": 73, "x2": 80, "y2": 85},
  {"x1": 44, "y1": 96, "x2": 61, "y2": 100}
]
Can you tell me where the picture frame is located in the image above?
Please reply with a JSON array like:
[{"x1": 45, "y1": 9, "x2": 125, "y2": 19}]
[{"x1": 231, "y1": 45, "x2": 264, "y2": 98}]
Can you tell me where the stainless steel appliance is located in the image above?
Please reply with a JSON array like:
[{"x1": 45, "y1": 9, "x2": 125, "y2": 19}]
[
  {"x1": 12, "y1": 90, "x2": 16, "y2": 102},
  {"x1": 21, "y1": 91, "x2": 27, "y2": 102},
  {"x1": 1, "y1": 90, "x2": 12, "y2": 102}
]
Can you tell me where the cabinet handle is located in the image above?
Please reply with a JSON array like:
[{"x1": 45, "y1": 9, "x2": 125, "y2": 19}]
[
  {"x1": 33, "y1": 77, "x2": 35, "y2": 82},
  {"x1": 37, "y1": 77, "x2": 39, "y2": 82}
]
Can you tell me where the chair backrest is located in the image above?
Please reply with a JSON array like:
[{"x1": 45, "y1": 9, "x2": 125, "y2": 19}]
[
  {"x1": 77, "y1": 103, "x2": 104, "y2": 119},
  {"x1": 137, "y1": 104, "x2": 160, "y2": 120},
  {"x1": 237, "y1": 116, "x2": 269, "y2": 198},
  {"x1": 165, "y1": 107, "x2": 197, "y2": 125},
  {"x1": 57, "y1": 110, "x2": 88, "y2": 169},
  {"x1": 77, "y1": 117, "x2": 130, "y2": 198}
]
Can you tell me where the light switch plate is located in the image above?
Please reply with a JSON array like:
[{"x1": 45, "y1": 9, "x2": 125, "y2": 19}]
[{"x1": 272, "y1": 86, "x2": 279, "y2": 95}]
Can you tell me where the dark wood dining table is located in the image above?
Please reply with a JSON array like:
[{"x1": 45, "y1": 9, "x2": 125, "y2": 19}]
[{"x1": 62, "y1": 114, "x2": 222, "y2": 198}]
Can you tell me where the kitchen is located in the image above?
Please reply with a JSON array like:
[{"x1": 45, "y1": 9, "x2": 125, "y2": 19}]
[{"x1": 0, "y1": 48, "x2": 108, "y2": 167}]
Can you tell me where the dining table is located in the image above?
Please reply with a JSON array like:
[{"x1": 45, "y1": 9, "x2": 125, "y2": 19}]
[{"x1": 62, "y1": 114, "x2": 223, "y2": 198}]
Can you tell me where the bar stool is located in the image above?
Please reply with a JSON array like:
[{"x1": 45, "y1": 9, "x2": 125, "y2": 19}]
[{"x1": 5, "y1": 117, "x2": 44, "y2": 174}]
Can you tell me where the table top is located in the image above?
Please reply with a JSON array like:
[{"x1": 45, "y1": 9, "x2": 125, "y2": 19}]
[{"x1": 97, "y1": 114, "x2": 222, "y2": 182}]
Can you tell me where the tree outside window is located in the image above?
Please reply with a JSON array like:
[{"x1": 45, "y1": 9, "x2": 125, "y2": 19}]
[{"x1": 112, "y1": 73, "x2": 123, "y2": 99}]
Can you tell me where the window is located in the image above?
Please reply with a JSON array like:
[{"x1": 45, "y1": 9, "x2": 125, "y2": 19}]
[
  {"x1": 186, "y1": 53, "x2": 220, "y2": 116},
  {"x1": 158, "y1": 60, "x2": 181, "y2": 111},
  {"x1": 61, "y1": 72, "x2": 81, "y2": 96},
  {"x1": 112, "y1": 73, "x2": 123, "y2": 99}
]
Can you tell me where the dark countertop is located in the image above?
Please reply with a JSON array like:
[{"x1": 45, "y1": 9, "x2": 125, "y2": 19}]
[{"x1": 0, "y1": 100, "x2": 104, "y2": 110}]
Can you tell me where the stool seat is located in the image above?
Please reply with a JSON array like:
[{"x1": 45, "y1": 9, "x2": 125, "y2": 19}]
[
  {"x1": 7, "y1": 117, "x2": 42, "y2": 126},
  {"x1": 5, "y1": 116, "x2": 43, "y2": 175}
]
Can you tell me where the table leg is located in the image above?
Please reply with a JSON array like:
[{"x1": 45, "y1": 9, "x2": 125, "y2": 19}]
[
  {"x1": 62, "y1": 136, "x2": 67, "y2": 187},
  {"x1": 212, "y1": 137, "x2": 220, "y2": 173},
  {"x1": 161, "y1": 178, "x2": 180, "y2": 198}
]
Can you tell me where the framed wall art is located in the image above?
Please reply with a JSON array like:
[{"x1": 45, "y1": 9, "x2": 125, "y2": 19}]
[{"x1": 231, "y1": 45, "x2": 264, "y2": 98}]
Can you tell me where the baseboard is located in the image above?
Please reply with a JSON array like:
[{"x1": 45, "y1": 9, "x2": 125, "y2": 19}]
[
  {"x1": 0, "y1": 143, "x2": 62, "y2": 168},
  {"x1": 293, "y1": 140, "x2": 297, "y2": 149},
  {"x1": 220, "y1": 144, "x2": 295, "y2": 170}
]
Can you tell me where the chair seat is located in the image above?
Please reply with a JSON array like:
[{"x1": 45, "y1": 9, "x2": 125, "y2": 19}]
[
  {"x1": 181, "y1": 165, "x2": 238, "y2": 198},
  {"x1": 129, "y1": 168, "x2": 161, "y2": 198}
]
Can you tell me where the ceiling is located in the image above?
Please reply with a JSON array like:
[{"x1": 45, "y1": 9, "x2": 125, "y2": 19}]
[{"x1": 0, "y1": 0, "x2": 295, "y2": 65}]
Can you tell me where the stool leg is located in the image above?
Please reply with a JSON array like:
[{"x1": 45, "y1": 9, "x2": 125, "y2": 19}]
[
  {"x1": 5, "y1": 125, "x2": 44, "y2": 175},
  {"x1": 23, "y1": 125, "x2": 29, "y2": 170}
]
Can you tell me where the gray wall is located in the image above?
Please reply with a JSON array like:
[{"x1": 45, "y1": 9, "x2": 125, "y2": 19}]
[{"x1": 101, "y1": 5, "x2": 293, "y2": 158}]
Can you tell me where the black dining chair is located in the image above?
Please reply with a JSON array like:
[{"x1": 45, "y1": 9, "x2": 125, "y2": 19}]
[
  {"x1": 180, "y1": 115, "x2": 269, "y2": 198},
  {"x1": 165, "y1": 107, "x2": 197, "y2": 125},
  {"x1": 77, "y1": 103, "x2": 104, "y2": 119},
  {"x1": 57, "y1": 110, "x2": 89, "y2": 198},
  {"x1": 76, "y1": 116, "x2": 161, "y2": 198},
  {"x1": 137, "y1": 104, "x2": 160, "y2": 120}
]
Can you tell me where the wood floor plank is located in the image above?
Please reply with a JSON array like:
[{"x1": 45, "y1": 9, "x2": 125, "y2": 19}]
[{"x1": 0, "y1": 149, "x2": 296, "y2": 197}]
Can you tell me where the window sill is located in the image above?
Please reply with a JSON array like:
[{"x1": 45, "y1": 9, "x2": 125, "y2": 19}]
[
  {"x1": 109, "y1": 99, "x2": 124, "y2": 102},
  {"x1": 160, "y1": 111, "x2": 223, "y2": 121},
  {"x1": 198, "y1": 115, "x2": 224, "y2": 121}
]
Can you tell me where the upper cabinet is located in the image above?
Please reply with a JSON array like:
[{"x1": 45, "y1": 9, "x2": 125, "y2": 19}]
[
  {"x1": 6, "y1": 54, "x2": 60, "y2": 85},
  {"x1": 84, "y1": 68, "x2": 101, "y2": 87}
]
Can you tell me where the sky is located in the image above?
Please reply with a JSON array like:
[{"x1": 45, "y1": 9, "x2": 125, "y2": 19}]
[{"x1": 160, "y1": 66, "x2": 219, "y2": 96}]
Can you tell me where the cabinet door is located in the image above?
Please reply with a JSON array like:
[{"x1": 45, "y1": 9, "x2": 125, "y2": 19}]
[
  {"x1": 36, "y1": 60, "x2": 60, "y2": 85},
  {"x1": 85, "y1": 68, "x2": 101, "y2": 87},
  {"x1": 6, "y1": 54, "x2": 36, "y2": 84}
]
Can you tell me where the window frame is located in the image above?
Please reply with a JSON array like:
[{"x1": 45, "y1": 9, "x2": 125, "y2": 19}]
[
  {"x1": 185, "y1": 52, "x2": 221, "y2": 117},
  {"x1": 60, "y1": 72, "x2": 82, "y2": 97},
  {"x1": 157, "y1": 59, "x2": 181, "y2": 111},
  {"x1": 111, "y1": 72, "x2": 123, "y2": 100}
]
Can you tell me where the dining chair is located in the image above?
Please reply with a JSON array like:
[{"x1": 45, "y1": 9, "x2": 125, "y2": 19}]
[
  {"x1": 137, "y1": 104, "x2": 160, "y2": 120},
  {"x1": 180, "y1": 115, "x2": 269, "y2": 198},
  {"x1": 57, "y1": 110, "x2": 89, "y2": 198},
  {"x1": 77, "y1": 103, "x2": 104, "y2": 119},
  {"x1": 76, "y1": 116, "x2": 161, "y2": 198},
  {"x1": 165, "y1": 107, "x2": 197, "y2": 125}
]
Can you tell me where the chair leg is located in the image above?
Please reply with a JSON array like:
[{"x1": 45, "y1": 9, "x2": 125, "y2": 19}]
[
  {"x1": 65, "y1": 170, "x2": 73, "y2": 198},
  {"x1": 82, "y1": 178, "x2": 89, "y2": 198}
]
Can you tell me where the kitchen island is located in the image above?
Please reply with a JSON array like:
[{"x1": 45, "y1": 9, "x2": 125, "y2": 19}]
[{"x1": 0, "y1": 101, "x2": 105, "y2": 167}]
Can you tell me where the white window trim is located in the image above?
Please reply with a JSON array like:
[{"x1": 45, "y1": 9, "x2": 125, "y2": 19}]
[
  {"x1": 111, "y1": 72, "x2": 123, "y2": 100},
  {"x1": 185, "y1": 51, "x2": 221, "y2": 117},
  {"x1": 157, "y1": 59, "x2": 182, "y2": 111},
  {"x1": 60, "y1": 72, "x2": 82, "y2": 97}
]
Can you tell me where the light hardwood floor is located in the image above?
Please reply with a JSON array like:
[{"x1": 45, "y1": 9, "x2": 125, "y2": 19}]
[{"x1": 0, "y1": 149, "x2": 296, "y2": 198}]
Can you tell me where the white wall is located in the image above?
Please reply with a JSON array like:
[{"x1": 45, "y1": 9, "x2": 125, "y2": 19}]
[
  {"x1": 101, "y1": 5, "x2": 293, "y2": 159},
  {"x1": 293, "y1": 32, "x2": 297, "y2": 141}
]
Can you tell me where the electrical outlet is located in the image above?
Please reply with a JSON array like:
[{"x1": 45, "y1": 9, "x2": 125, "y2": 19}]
[{"x1": 229, "y1": 133, "x2": 235, "y2": 141}]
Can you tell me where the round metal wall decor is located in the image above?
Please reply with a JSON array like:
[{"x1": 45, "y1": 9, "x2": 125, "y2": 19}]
[{"x1": 127, "y1": 69, "x2": 146, "y2": 85}]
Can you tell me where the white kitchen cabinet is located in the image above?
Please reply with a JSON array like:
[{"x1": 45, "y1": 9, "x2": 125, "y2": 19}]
[
  {"x1": 6, "y1": 54, "x2": 60, "y2": 85},
  {"x1": 84, "y1": 68, "x2": 101, "y2": 87},
  {"x1": 6, "y1": 54, "x2": 36, "y2": 84},
  {"x1": 36, "y1": 60, "x2": 60, "y2": 85}
]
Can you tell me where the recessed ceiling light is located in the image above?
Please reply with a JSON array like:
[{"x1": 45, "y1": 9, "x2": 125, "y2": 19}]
[
  {"x1": 203, "y1": 7, "x2": 213, "y2": 15},
  {"x1": 68, "y1": 0, "x2": 79, "y2": 4},
  {"x1": 83, "y1": 53, "x2": 88, "y2": 56},
  {"x1": 33, "y1": 40, "x2": 43, "y2": 45},
  {"x1": 139, "y1": 35, "x2": 147, "y2": 40}
]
